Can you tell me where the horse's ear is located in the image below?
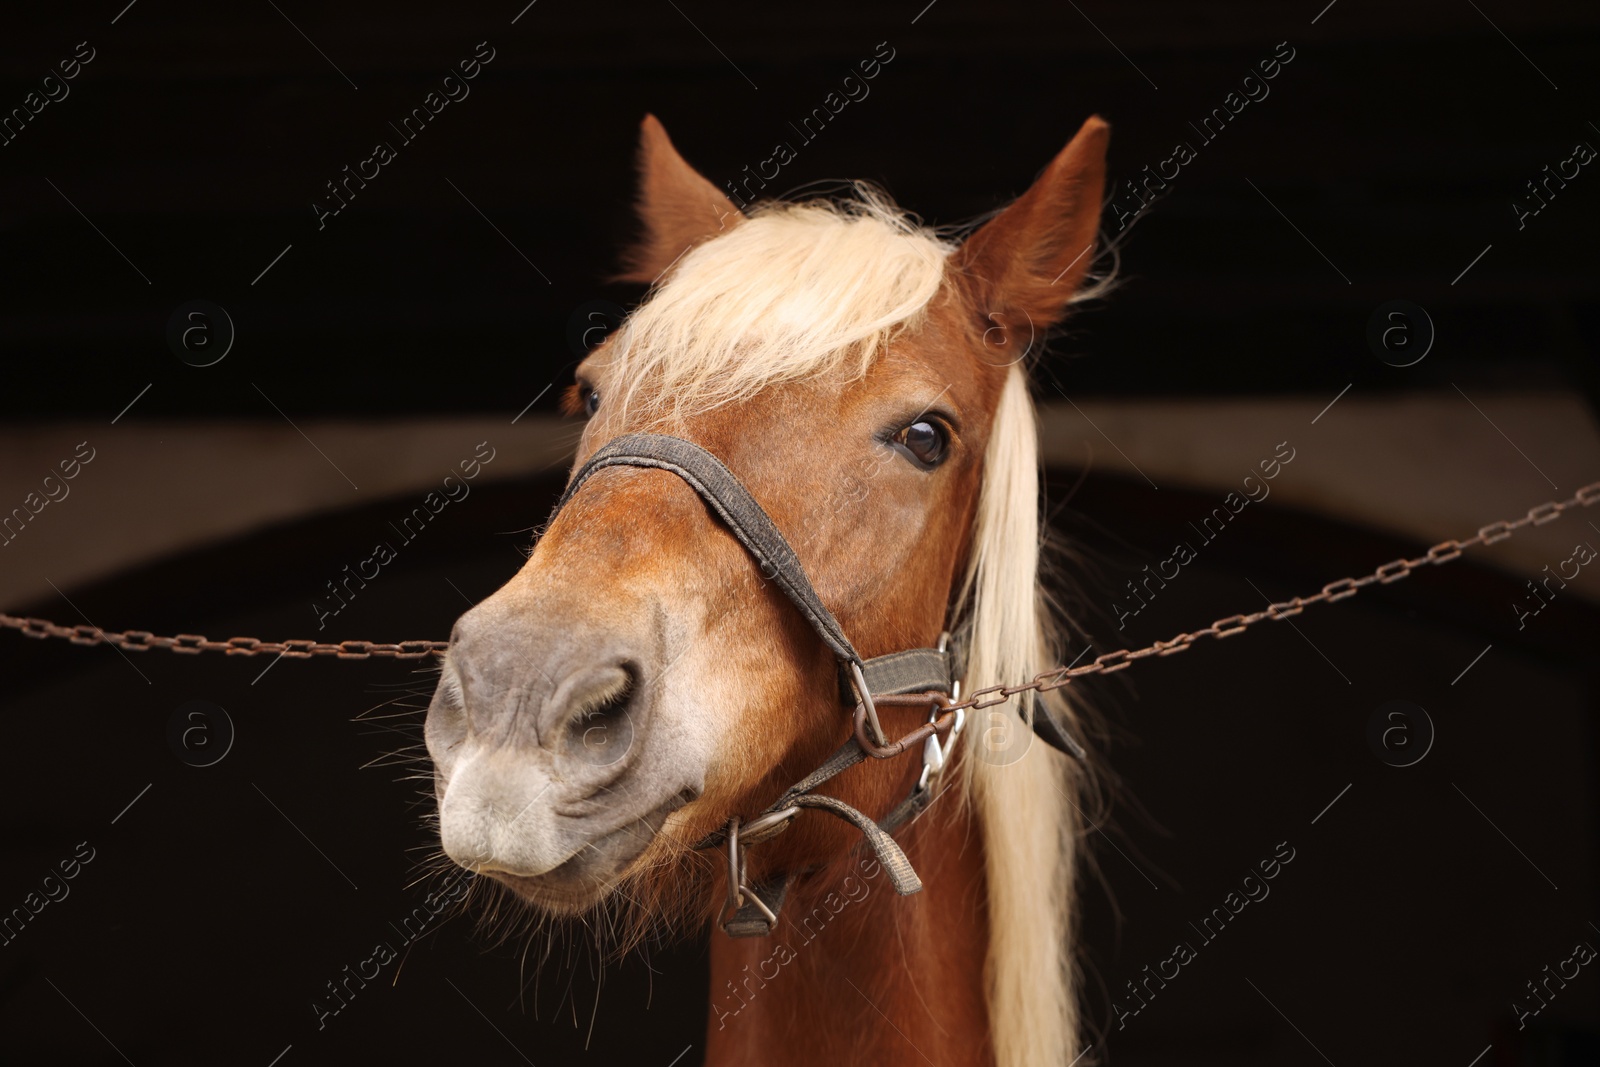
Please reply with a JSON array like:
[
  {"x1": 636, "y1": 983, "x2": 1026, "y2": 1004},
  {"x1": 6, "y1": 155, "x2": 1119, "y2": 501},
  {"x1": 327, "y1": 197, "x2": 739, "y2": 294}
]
[
  {"x1": 616, "y1": 114, "x2": 743, "y2": 284},
  {"x1": 951, "y1": 115, "x2": 1110, "y2": 330}
]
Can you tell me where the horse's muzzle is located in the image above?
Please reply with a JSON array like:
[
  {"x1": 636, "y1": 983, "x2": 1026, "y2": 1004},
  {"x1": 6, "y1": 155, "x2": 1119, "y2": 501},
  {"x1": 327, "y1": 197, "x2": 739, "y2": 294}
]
[{"x1": 424, "y1": 588, "x2": 703, "y2": 909}]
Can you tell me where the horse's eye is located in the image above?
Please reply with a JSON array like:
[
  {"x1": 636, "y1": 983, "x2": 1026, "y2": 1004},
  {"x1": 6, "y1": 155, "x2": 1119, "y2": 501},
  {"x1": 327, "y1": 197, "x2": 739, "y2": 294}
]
[
  {"x1": 584, "y1": 389, "x2": 601, "y2": 417},
  {"x1": 891, "y1": 420, "x2": 949, "y2": 469}
]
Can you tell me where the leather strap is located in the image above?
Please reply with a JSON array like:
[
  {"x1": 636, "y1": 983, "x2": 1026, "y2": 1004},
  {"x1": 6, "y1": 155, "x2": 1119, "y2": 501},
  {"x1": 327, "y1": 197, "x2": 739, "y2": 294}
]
[
  {"x1": 1032, "y1": 704, "x2": 1088, "y2": 761},
  {"x1": 790, "y1": 794, "x2": 922, "y2": 894},
  {"x1": 859, "y1": 647, "x2": 952, "y2": 696},
  {"x1": 557, "y1": 434, "x2": 862, "y2": 667},
  {"x1": 717, "y1": 785, "x2": 934, "y2": 938}
]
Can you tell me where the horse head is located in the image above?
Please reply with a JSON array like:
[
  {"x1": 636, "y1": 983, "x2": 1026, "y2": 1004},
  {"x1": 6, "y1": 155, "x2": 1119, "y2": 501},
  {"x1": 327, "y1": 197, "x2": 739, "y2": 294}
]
[{"x1": 426, "y1": 112, "x2": 1109, "y2": 1067}]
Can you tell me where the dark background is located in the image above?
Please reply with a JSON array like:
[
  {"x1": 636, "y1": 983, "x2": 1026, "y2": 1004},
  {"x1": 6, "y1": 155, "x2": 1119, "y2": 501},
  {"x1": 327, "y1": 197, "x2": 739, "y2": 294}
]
[
  {"x1": 3, "y1": 0, "x2": 1598, "y2": 416},
  {"x1": 2, "y1": 1, "x2": 1598, "y2": 1065}
]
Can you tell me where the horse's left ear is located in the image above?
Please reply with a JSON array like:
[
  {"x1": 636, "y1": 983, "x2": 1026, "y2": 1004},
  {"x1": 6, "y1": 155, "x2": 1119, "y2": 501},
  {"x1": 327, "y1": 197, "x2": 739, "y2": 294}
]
[
  {"x1": 951, "y1": 115, "x2": 1110, "y2": 329},
  {"x1": 616, "y1": 114, "x2": 744, "y2": 284}
]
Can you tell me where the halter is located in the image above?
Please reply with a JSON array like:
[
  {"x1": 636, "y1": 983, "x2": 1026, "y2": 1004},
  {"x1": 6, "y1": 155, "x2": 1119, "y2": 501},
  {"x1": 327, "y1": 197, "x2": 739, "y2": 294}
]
[{"x1": 553, "y1": 433, "x2": 1085, "y2": 937}]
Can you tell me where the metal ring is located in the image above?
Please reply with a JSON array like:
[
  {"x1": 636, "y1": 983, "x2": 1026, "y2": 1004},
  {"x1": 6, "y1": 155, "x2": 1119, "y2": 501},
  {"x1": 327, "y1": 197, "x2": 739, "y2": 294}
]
[
  {"x1": 723, "y1": 816, "x2": 744, "y2": 915},
  {"x1": 720, "y1": 813, "x2": 783, "y2": 930},
  {"x1": 849, "y1": 659, "x2": 888, "y2": 748},
  {"x1": 917, "y1": 704, "x2": 967, "y2": 793},
  {"x1": 740, "y1": 806, "x2": 800, "y2": 842}
]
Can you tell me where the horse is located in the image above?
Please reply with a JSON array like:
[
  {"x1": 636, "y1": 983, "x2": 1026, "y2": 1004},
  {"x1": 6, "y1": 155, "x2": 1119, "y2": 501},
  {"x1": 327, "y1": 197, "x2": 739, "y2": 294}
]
[{"x1": 424, "y1": 112, "x2": 1111, "y2": 1067}]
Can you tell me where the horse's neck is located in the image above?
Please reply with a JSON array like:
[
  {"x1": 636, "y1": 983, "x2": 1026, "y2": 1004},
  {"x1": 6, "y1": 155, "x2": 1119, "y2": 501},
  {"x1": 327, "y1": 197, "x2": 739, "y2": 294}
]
[{"x1": 702, "y1": 796, "x2": 993, "y2": 1067}]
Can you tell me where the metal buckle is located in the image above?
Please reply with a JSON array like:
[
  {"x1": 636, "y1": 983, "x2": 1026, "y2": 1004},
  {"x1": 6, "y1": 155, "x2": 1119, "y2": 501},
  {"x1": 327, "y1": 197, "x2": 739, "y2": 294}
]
[
  {"x1": 917, "y1": 680, "x2": 964, "y2": 793},
  {"x1": 719, "y1": 808, "x2": 798, "y2": 930}
]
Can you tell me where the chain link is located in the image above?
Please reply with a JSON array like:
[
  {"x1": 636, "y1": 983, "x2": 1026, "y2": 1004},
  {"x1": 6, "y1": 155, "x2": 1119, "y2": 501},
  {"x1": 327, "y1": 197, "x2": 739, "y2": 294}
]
[{"x1": 3, "y1": 480, "x2": 1596, "y2": 679}]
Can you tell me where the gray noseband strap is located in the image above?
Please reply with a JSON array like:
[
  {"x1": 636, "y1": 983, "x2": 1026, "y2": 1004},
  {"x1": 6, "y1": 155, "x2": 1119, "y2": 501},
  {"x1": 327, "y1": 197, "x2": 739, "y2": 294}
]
[
  {"x1": 556, "y1": 432, "x2": 865, "y2": 670},
  {"x1": 554, "y1": 429, "x2": 1086, "y2": 748}
]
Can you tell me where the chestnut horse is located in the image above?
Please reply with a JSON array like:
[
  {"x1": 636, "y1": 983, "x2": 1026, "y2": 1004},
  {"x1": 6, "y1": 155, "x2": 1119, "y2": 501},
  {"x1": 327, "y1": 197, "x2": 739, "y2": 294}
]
[{"x1": 425, "y1": 113, "x2": 1109, "y2": 1067}]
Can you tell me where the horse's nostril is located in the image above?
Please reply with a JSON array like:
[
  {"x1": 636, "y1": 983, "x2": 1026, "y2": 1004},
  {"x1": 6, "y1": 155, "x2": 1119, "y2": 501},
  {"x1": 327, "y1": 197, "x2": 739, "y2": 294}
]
[
  {"x1": 561, "y1": 662, "x2": 640, "y2": 768},
  {"x1": 424, "y1": 656, "x2": 468, "y2": 773}
]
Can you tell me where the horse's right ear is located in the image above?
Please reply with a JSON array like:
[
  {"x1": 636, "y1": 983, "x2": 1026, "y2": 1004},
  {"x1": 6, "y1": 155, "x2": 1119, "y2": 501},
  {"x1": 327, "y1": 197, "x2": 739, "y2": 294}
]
[{"x1": 616, "y1": 115, "x2": 743, "y2": 284}]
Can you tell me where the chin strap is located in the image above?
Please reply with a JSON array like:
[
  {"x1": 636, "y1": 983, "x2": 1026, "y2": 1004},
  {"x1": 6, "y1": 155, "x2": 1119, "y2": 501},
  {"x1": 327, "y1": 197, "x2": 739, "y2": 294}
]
[
  {"x1": 553, "y1": 432, "x2": 1085, "y2": 938},
  {"x1": 696, "y1": 638, "x2": 976, "y2": 936},
  {"x1": 708, "y1": 697, "x2": 971, "y2": 937}
]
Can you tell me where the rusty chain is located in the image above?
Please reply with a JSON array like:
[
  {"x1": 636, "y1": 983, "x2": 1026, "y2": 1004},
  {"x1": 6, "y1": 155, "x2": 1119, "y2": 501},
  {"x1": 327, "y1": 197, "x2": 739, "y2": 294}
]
[
  {"x1": 0, "y1": 618, "x2": 448, "y2": 660},
  {"x1": 3, "y1": 480, "x2": 1597, "y2": 679},
  {"x1": 941, "y1": 478, "x2": 1600, "y2": 713}
]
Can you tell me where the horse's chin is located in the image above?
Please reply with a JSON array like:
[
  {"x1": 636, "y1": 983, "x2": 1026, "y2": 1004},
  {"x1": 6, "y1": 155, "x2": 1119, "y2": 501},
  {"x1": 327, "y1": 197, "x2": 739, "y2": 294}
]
[
  {"x1": 478, "y1": 791, "x2": 693, "y2": 916},
  {"x1": 484, "y1": 869, "x2": 613, "y2": 916}
]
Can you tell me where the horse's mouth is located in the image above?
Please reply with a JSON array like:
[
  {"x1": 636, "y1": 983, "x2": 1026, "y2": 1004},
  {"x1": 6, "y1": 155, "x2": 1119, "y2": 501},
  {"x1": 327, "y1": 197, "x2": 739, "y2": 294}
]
[{"x1": 481, "y1": 789, "x2": 694, "y2": 913}]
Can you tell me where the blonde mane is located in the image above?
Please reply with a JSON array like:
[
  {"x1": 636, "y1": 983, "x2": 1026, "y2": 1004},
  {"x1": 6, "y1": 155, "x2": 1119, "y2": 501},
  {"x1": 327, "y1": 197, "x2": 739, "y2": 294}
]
[
  {"x1": 609, "y1": 189, "x2": 1090, "y2": 1067},
  {"x1": 599, "y1": 187, "x2": 953, "y2": 418},
  {"x1": 955, "y1": 364, "x2": 1085, "y2": 1067}
]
